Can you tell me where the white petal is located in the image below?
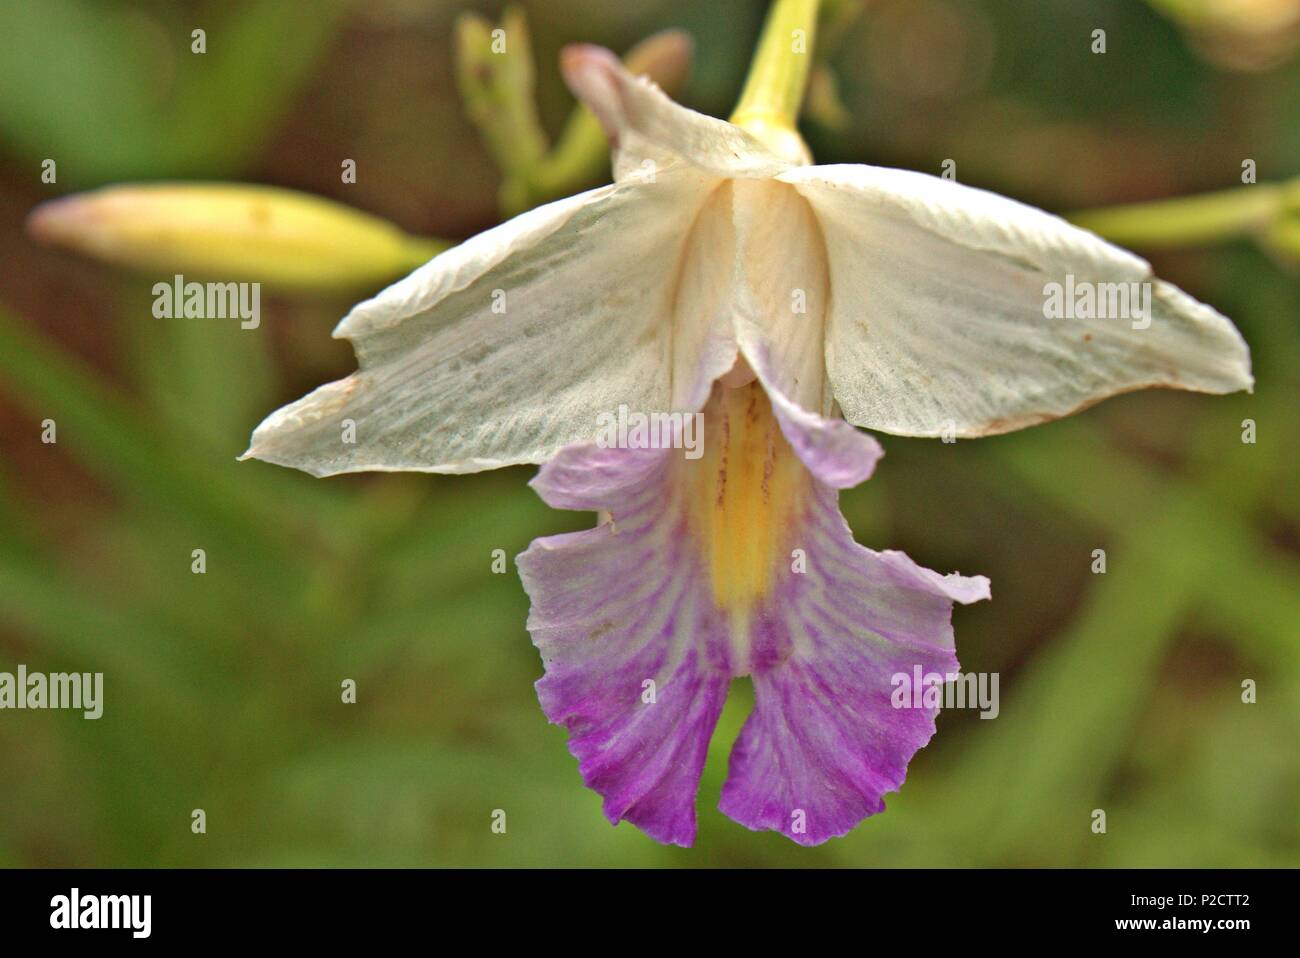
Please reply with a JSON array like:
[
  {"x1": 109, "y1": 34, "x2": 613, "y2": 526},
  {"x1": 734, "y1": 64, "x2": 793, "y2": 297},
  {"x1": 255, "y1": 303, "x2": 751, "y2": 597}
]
[
  {"x1": 669, "y1": 182, "x2": 742, "y2": 411},
  {"x1": 244, "y1": 170, "x2": 717, "y2": 476},
  {"x1": 780, "y1": 164, "x2": 1254, "y2": 438},
  {"x1": 560, "y1": 44, "x2": 791, "y2": 182},
  {"x1": 720, "y1": 178, "x2": 883, "y2": 489},
  {"x1": 728, "y1": 178, "x2": 832, "y2": 417}
]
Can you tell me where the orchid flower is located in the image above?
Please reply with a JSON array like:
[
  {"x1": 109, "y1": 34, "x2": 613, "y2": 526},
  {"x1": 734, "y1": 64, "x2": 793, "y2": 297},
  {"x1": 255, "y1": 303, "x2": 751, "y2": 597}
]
[{"x1": 243, "y1": 1, "x2": 1252, "y2": 847}]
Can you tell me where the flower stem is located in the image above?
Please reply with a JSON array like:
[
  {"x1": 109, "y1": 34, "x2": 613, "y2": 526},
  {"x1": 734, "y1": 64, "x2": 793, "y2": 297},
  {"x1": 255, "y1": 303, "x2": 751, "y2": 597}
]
[
  {"x1": 729, "y1": 0, "x2": 822, "y2": 161},
  {"x1": 454, "y1": 7, "x2": 550, "y2": 214},
  {"x1": 1067, "y1": 180, "x2": 1298, "y2": 247},
  {"x1": 512, "y1": 30, "x2": 694, "y2": 215}
]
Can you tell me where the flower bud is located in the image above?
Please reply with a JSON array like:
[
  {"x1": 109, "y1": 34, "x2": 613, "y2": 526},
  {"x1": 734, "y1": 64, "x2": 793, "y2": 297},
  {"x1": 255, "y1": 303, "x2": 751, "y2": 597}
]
[{"x1": 27, "y1": 183, "x2": 447, "y2": 292}]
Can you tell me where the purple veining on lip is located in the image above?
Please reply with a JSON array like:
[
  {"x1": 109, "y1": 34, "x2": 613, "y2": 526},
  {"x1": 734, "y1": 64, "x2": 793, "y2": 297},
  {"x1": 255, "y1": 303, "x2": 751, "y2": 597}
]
[
  {"x1": 519, "y1": 439, "x2": 732, "y2": 846},
  {"x1": 518, "y1": 381, "x2": 988, "y2": 846},
  {"x1": 741, "y1": 340, "x2": 883, "y2": 489},
  {"x1": 719, "y1": 479, "x2": 988, "y2": 845}
]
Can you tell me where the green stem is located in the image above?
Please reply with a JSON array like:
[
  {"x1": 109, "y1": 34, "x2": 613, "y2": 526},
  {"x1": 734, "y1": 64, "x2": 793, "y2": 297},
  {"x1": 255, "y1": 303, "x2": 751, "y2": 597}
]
[
  {"x1": 730, "y1": 0, "x2": 821, "y2": 145},
  {"x1": 1067, "y1": 181, "x2": 1293, "y2": 247},
  {"x1": 509, "y1": 30, "x2": 694, "y2": 215},
  {"x1": 454, "y1": 7, "x2": 549, "y2": 213}
]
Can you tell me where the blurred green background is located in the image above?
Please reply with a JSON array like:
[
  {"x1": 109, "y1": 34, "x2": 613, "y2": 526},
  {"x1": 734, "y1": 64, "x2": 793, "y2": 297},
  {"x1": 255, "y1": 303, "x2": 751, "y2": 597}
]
[{"x1": 0, "y1": 0, "x2": 1297, "y2": 867}]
